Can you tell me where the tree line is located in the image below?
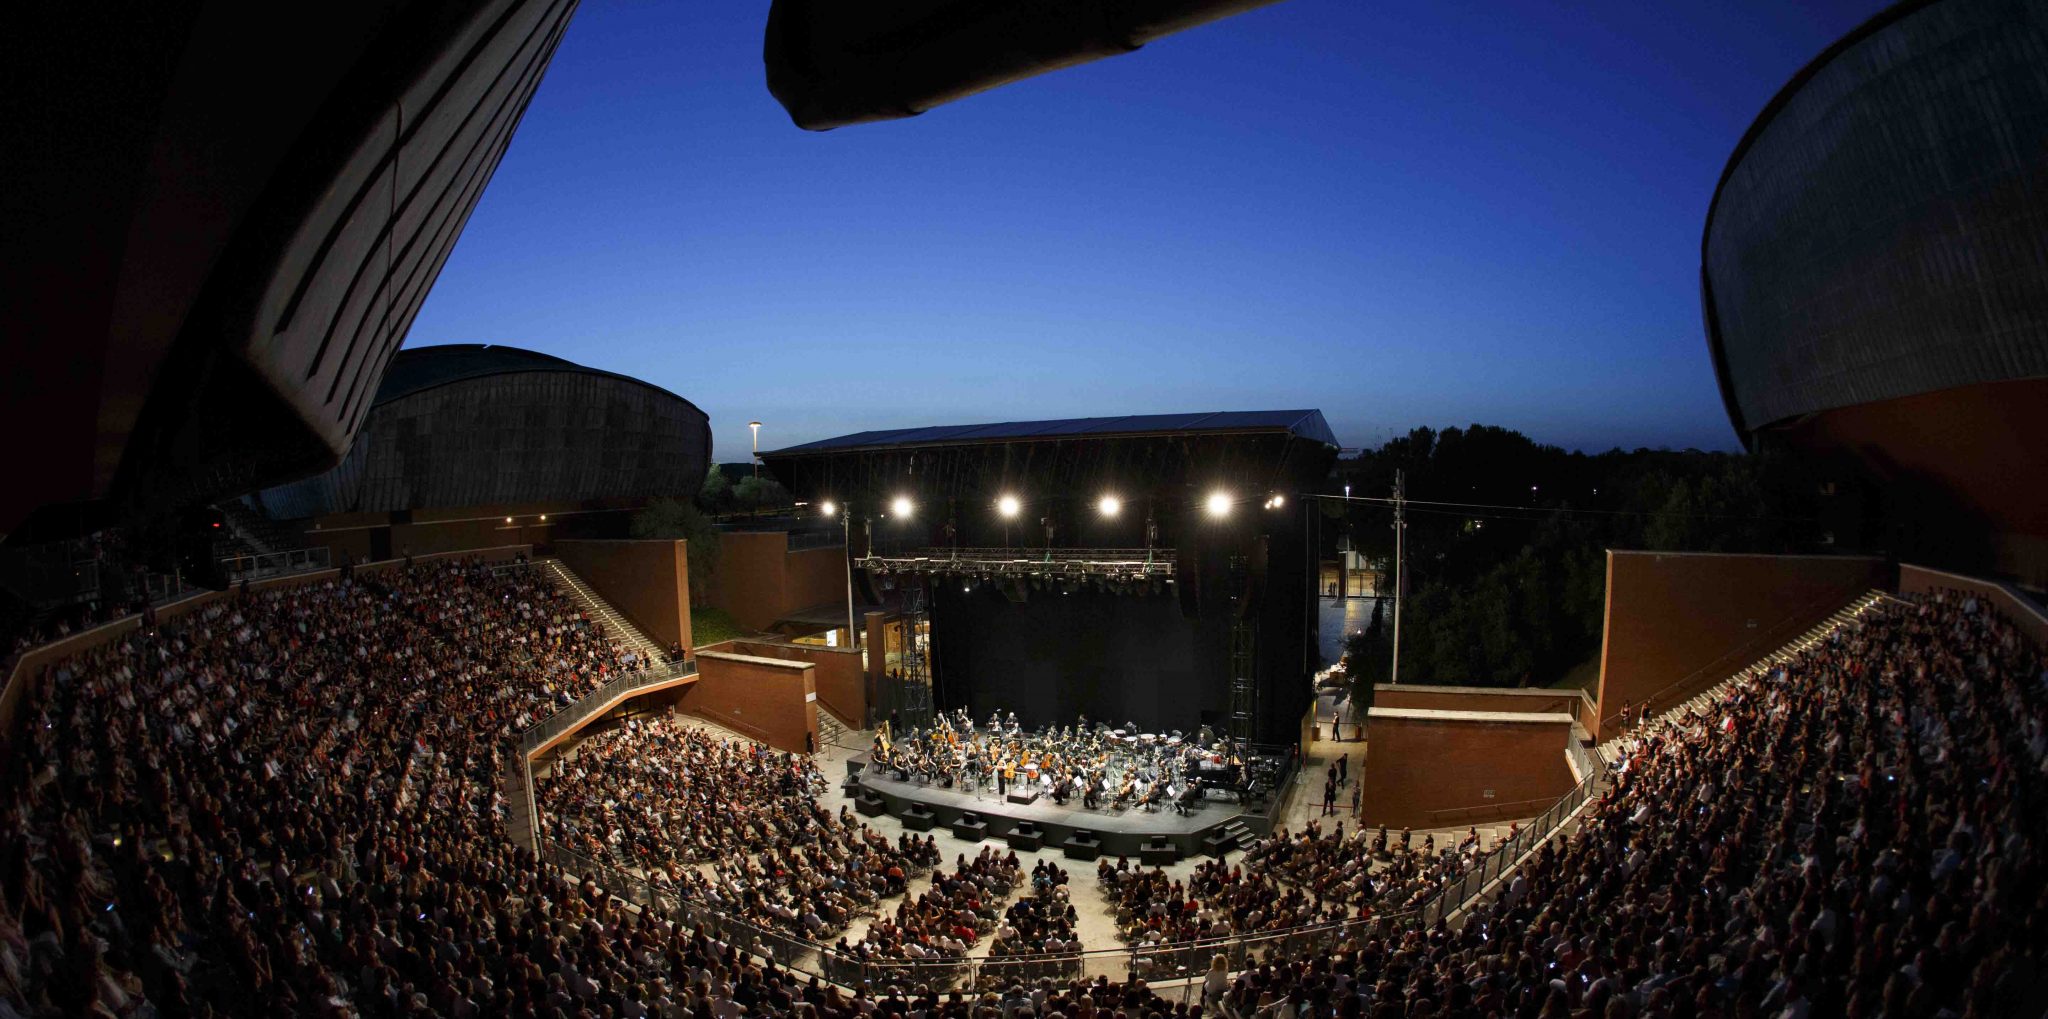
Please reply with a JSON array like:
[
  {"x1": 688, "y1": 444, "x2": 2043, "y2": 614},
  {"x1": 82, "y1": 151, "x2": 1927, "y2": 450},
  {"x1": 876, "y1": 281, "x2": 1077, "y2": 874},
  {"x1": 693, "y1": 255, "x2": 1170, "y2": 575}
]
[
  {"x1": 1333, "y1": 425, "x2": 1826, "y2": 694},
  {"x1": 627, "y1": 467, "x2": 795, "y2": 606}
]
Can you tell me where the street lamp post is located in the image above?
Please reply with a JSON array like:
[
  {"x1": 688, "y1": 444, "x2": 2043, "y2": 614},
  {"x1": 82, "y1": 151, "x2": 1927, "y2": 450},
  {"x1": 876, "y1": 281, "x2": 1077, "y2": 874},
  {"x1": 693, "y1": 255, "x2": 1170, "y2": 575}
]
[{"x1": 748, "y1": 422, "x2": 762, "y2": 479}]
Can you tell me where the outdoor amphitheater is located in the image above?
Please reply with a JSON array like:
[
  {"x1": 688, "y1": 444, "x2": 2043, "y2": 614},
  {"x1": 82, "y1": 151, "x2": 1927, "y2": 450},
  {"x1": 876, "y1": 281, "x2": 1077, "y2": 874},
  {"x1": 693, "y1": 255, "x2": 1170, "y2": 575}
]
[{"x1": 5, "y1": 1, "x2": 2048, "y2": 1018}]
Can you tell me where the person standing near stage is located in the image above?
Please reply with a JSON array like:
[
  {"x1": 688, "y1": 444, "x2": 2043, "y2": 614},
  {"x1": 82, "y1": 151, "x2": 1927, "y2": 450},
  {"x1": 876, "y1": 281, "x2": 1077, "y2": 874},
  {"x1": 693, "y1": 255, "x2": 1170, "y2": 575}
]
[
  {"x1": 1337, "y1": 751, "x2": 1348, "y2": 785},
  {"x1": 1350, "y1": 778, "x2": 1361, "y2": 817},
  {"x1": 1322, "y1": 774, "x2": 1336, "y2": 816}
]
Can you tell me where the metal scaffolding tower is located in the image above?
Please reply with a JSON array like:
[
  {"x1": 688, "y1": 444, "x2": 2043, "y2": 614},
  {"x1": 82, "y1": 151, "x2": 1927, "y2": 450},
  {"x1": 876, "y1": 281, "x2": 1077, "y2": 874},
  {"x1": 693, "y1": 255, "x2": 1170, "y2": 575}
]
[{"x1": 1227, "y1": 554, "x2": 1258, "y2": 744}]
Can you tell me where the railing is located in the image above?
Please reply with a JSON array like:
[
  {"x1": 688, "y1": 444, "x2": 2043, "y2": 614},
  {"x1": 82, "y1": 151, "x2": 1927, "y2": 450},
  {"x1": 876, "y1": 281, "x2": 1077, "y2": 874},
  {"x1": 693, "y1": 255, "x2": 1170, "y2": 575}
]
[
  {"x1": 1598, "y1": 585, "x2": 1864, "y2": 736},
  {"x1": 219, "y1": 547, "x2": 331, "y2": 583},
  {"x1": 1424, "y1": 794, "x2": 1554, "y2": 826},
  {"x1": 862, "y1": 547, "x2": 1177, "y2": 580},
  {"x1": 786, "y1": 529, "x2": 846, "y2": 552},
  {"x1": 531, "y1": 730, "x2": 1596, "y2": 986},
  {"x1": 688, "y1": 708, "x2": 775, "y2": 745},
  {"x1": 1413, "y1": 766, "x2": 1601, "y2": 928},
  {"x1": 140, "y1": 571, "x2": 196, "y2": 606},
  {"x1": 517, "y1": 658, "x2": 699, "y2": 755},
  {"x1": 535, "y1": 835, "x2": 1419, "y2": 992}
]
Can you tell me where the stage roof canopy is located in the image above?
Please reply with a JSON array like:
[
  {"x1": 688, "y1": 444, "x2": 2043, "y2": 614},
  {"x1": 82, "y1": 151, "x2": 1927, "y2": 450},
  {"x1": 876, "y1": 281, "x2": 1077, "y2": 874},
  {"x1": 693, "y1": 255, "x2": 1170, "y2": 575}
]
[{"x1": 767, "y1": 410, "x2": 1338, "y2": 456}]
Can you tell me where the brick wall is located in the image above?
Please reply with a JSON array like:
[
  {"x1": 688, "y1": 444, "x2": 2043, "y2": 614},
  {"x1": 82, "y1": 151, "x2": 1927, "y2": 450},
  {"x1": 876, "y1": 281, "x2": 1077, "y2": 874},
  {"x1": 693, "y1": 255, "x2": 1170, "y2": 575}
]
[
  {"x1": 705, "y1": 532, "x2": 847, "y2": 633},
  {"x1": 731, "y1": 640, "x2": 864, "y2": 727},
  {"x1": 684, "y1": 651, "x2": 818, "y2": 753},
  {"x1": 1356, "y1": 709, "x2": 1575, "y2": 828},
  {"x1": 553, "y1": 539, "x2": 692, "y2": 652},
  {"x1": 1593, "y1": 551, "x2": 1886, "y2": 741},
  {"x1": 1373, "y1": 684, "x2": 1592, "y2": 725}
]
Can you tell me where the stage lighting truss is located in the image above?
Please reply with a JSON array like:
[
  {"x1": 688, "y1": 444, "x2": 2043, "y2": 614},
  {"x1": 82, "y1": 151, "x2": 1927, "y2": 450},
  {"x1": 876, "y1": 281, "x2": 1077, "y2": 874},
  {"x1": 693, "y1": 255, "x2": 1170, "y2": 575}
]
[{"x1": 856, "y1": 546, "x2": 1175, "y2": 586}]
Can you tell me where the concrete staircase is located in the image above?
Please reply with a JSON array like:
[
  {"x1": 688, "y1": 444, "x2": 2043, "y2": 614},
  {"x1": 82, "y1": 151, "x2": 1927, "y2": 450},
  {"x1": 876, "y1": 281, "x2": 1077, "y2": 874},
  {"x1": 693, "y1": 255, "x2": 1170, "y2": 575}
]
[
  {"x1": 1597, "y1": 589, "x2": 1887, "y2": 766},
  {"x1": 539, "y1": 559, "x2": 672, "y2": 669},
  {"x1": 1216, "y1": 817, "x2": 1261, "y2": 854},
  {"x1": 816, "y1": 708, "x2": 871, "y2": 752},
  {"x1": 502, "y1": 750, "x2": 538, "y2": 850}
]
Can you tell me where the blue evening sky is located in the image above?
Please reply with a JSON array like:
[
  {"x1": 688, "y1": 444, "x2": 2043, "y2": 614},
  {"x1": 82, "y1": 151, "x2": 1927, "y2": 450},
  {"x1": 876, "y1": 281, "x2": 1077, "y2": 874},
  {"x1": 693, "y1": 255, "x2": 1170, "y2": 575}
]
[{"x1": 408, "y1": 0, "x2": 1888, "y2": 460}]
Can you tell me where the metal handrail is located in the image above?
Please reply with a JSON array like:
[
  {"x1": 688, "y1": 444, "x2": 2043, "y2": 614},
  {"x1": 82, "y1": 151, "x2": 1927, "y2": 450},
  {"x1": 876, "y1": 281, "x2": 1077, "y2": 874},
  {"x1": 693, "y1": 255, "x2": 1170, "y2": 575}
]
[
  {"x1": 535, "y1": 831, "x2": 1422, "y2": 991},
  {"x1": 689, "y1": 708, "x2": 774, "y2": 744},
  {"x1": 219, "y1": 546, "x2": 331, "y2": 582},
  {"x1": 1411, "y1": 766, "x2": 1601, "y2": 928},
  {"x1": 1424, "y1": 794, "x2": 1554, "y2": 825},
  {"x1": 530, "y1": 756, "x2": 1600, "y2": 986},
  {"x1": 517, "y1": 658, "x2": 699, "y2": 754},
  {"x1": 786, "y1": 529, "x2": 847, "y2": 552},
  {"x1": 1599, "y1": 587, "x2": 1867, "y2": 735},
  {"x1": 881, "y1": 547, "x2": 1173, "y2": 564}
]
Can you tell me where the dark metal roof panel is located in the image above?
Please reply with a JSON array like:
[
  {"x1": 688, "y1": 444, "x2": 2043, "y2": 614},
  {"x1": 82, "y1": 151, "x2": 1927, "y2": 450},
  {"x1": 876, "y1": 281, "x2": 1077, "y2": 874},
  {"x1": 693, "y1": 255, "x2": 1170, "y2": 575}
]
[
  {"x1": 765, "y1": 409, "x2": 1336, "y2": 455},
  {"x1": 372, "y1": 343, "x2": 697, "y2": 410},
  {"x1": 1701, "y1": 0, "x2": 2048, "y2": 435},
  {"x1": 257, "y1": 353, "x2": 710, "y2": 517}
]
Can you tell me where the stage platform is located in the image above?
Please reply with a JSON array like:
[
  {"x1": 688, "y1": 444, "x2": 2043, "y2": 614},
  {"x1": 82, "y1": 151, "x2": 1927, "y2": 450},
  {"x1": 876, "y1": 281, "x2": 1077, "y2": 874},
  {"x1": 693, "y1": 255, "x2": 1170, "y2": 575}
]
[{"x1": 850, "y1": 756, "x2": 1274, "y2": 859}]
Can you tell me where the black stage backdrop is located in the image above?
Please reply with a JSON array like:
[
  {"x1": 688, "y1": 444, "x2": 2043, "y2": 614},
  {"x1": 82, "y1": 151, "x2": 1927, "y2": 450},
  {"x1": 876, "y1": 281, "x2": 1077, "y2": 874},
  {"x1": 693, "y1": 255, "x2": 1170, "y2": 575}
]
[{"x1": 930, "y1": 584, "x2": 1229, "y2": 735}]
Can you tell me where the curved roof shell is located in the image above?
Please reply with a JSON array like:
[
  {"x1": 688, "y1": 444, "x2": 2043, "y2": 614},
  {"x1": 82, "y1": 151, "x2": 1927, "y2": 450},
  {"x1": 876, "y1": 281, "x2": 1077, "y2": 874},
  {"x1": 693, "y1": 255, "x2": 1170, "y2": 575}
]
[
  {"x1": 257, "y1": 344, "x2": 709, "y2": 517},
  {"x1": 1701, "y1": 0, "x2": 2048, "y2": 440}
]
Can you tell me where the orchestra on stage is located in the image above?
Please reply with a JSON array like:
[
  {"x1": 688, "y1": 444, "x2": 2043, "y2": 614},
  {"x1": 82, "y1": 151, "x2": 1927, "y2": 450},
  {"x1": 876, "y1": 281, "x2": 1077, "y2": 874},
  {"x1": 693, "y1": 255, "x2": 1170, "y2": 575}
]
[{"x1": 866, "y1": 708, "x2": 1255, "y2": 814}]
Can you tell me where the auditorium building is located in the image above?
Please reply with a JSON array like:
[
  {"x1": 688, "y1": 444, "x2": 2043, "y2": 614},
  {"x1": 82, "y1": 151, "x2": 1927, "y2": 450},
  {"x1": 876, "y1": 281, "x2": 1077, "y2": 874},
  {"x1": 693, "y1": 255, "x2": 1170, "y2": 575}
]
[
  {"x1": 1702, "y1": 0, "x2": 2048, "y2": 585},
  {"x1": 256, "y1": 343, "x2": 710, "y2": 561}
]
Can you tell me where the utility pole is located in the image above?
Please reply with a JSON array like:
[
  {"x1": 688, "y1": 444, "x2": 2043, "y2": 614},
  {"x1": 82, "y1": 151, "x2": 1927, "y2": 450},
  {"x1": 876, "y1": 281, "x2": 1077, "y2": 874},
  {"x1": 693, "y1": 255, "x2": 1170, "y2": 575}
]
[
  {"x1": 1391, "y1": 469, "x2": 1405, "y2": 685},
  {"x1": 843, "y1": 509, "x2": 857, "y2": 652}
]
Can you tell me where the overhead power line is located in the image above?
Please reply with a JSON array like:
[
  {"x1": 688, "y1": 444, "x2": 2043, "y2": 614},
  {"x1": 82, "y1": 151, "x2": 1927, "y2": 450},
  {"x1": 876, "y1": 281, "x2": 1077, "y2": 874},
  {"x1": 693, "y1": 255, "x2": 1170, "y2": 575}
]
[{"x1": 1301, "y1": 491, "x2": 1816, "y2": 524}]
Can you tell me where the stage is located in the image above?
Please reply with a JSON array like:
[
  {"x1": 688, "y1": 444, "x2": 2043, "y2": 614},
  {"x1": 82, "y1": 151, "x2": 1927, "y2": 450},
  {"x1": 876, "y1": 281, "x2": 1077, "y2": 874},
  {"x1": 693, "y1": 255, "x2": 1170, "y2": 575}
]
[{"x1": 849, "y1": 755, "x2": 1277, "y2": 859}]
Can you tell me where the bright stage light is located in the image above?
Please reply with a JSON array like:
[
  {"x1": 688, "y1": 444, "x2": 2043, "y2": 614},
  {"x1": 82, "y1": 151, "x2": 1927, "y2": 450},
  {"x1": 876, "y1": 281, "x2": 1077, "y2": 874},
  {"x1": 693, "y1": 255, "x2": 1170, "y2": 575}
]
[
  {"x1": 1097, "y1": 494, "x2": 1122, "y2": 518},
  {"x1": 1205, "y1": 491, "x2": 1233, "y2": 518},
  {"x1": 1270, "y1": 494, "x2": 1284, "y2": 508},
  {"x1": 996, "y1": 494, "x2": 1021, "y2": 518},
  {"x1": 891, "y1": 496, "x2": 914, "y2": 518},
  {"x1": 819, "y1": 500, "x2": 837, "y2": 517}
]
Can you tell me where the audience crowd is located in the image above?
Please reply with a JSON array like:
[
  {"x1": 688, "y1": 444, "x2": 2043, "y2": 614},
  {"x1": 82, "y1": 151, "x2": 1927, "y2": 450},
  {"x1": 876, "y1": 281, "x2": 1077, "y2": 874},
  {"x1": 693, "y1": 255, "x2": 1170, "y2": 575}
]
[
  {"x1": 1098, "y1": 817, "x2": 1504, "y2": 957},
  {"x1": 6, "y1": 558, "x2": 2045, "y2": 1019},
  {"x1": 538, "y1": 716, "x2": 939, "y2": 940},
  {"x1": 4, "y1": 560, "x2": 685, "y2": 1017},
  {"x1": 1188, "y1": 590, "x2": 2048, "y2": 1018},
  {"x1": 989, "y1": 862, "x2": 1081, "y2": 959},
  {"x1": 836, "y1": 848, "x2": 1021, "y2": 970}
]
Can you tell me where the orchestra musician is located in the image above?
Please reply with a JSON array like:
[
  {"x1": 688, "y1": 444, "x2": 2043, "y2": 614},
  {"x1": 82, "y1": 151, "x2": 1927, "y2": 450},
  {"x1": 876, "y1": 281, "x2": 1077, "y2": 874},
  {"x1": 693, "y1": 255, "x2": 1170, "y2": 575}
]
[{"x1": 865, "y1": 709, "x2": 1264, "y2": 813}]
